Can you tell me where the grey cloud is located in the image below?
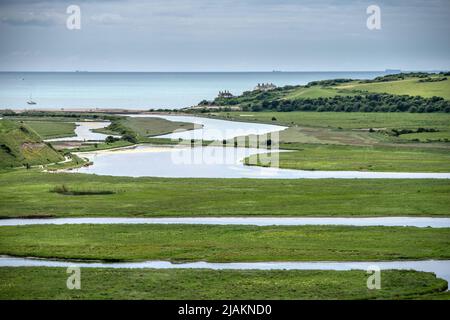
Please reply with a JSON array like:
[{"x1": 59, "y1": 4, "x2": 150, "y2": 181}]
[
  {"x1": 0, "y1": 0, "x2": 448, "y2": 71},
  {"x1": 0, "y1": 11, "x2": 65, "y2": 27},
  {"x1": 90, "y1": 13, "x2": 124, "y2": 25}
]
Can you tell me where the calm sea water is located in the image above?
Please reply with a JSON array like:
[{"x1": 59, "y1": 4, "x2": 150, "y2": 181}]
[{"x1": 0, "y1": 71, "x2": 387, "y2": 110}]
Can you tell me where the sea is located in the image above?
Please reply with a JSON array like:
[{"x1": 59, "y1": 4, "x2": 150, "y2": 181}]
[{"x1": 0, "y1": 71, "x2": 387, "y2": 110}]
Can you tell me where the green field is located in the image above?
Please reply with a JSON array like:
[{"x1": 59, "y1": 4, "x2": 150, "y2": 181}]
[
  {"x1": 215, "y1": 112, "x2": 450, "y2": 144},
  {"x1": 282, "y1": 86, "x2": 355, "y2": 99},
  {"x1": 22, "y1": 120, "x2": 76, "y2": 139},
  {"x1": 274, "y1": 126, "x2": 381, "y2": 146},
  {"x1": 213, "y1": 111, "x2": 450, "y2": 131},
  {"x1": 1, "y1": 106, "x2": 450, "y2": 301},
  {"x1": 0, "y1": 171, "x2": 449, "y2": 218},
  {"x1": 247, "y1": 144, "x2": 450, "y2": 172},
  {"x1": 1, "y1": 224, "x2": 449, "y2": 262},
  {"x1": 399, "y1": 131, "x2": 450, "y2": 143},
  {"x1": 0, "y1": 268, "x2": 446, "y2": 300},
  {"x1": 338, "y1": 77, "x2": 450, "y2": 100},
  {"x1": 0, "y1": 120, "x2": 64, "y2": 168}
]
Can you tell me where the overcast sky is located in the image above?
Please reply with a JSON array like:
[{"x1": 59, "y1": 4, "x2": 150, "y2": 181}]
[{"x1": 0, "y1": 0, "x2": 449, "y2": 71}]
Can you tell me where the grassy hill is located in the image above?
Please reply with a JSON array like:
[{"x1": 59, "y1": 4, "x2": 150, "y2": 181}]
[
  {"x1": 337, "y1": 74, "x2": 450, "y2": 100},
  {"x1": 22, "y1": 120, "x2": 76, "y2": 139},
  {"x1": 200, "y1": 72, "x2": 450, "y2": 113},
  {"x1": 0, "y1": 120, "x2": 64, "y2": 169}
]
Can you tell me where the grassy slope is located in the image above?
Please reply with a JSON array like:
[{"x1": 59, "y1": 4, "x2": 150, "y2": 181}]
[
  {"x1": 1, "y1": 268, "x2": 446, "y2": 300},
  {"x1": 337, "y1": 77, "x2": 450, "y2": 100},
  {"x1": 209, "y1": 75, "x2": 450, "y2": 113},
  {"x1": 0, "y1": 120, "x2": 64, "y2": 168},
  {"x1": 23, "y1": 121, "x2": 76, "y2": 139},
  {"x1": 0, "y1": 171, "x2": 449, "y2": 218},
  {"x1": 282, "y1": 86, "x2": 355, "y2": 99},
  {"x1": 1, "y1": 224, "x2": 449, "y2": 262},
  {"x1": 247, "y1": 144, "x2": 450, "y2": 172}
]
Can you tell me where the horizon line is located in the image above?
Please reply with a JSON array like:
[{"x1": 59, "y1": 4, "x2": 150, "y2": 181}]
[{"x1": 0, "y1": 69, "x2": 404, "y2": 73}]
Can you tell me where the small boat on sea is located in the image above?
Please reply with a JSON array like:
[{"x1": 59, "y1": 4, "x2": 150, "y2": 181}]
[{"x1": 27, "y1": 94, "x2": 37, "y2": 105}]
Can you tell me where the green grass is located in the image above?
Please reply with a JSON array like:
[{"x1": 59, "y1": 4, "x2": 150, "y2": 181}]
[
  {"x1": 96, "y1": 116, "x2": 199, "y2": 137},
  {"x1": 69, "y1": 140, "x2": 134, "y2": 152},
  {"x1": 44, "y1": 154, "x2": 88, "y2": 171},
  {"x1": 50, "y1": 184, "x2": 116, "y2": 196},
  {"x1": 399, "y1": 131, "x2": 450, "y2": 143},
  {"x1": 246, "y1": 144, "x2": 450, "y2": 172},
  {"x1": 212, "y1": 83, "x2": 354, "y2": 107},
  {"x1": 338, "y1": 77, "x2": 450, "y2": 100},
  {"x1": 213, "y1": 111, "x2": 450, "y2": 146},
  {"x1": 22, "y1": 121, "x2": 76, "y2": 139},
  {"x1": 0, "y1": 120, "x2": 64, "y2": 168},
  {"x1": 0, "y1": 171, "x2": 449, "y2": 217},
  {"x1": 1, "y1": 224, "x2": 449, "y2": 262},
  {"x1": 0, "y1": 267, "x2": 446, "y2": 300},
  {"x1": 275, "y1": 126, "x2": 381, "y2": 146},
  {"x1": 213, "y1": 112, "x2": 450, "y2": 131},
  {"x1": 282, "y1": 86, "x2": 355, "y2": 100}
]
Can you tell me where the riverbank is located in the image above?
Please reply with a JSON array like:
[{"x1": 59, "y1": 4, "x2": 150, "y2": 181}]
[
  {"x1": 1, "y1": 224, "x2": 449, "y2": 262},
  {"x1": 1, "y1": 267, "x2": 446, "y2": 300},
  {"x1": 2, "y1": 217, "x2": 450, "y2": 228},
  {"x1": 1, "y1": 171, "x2": 449, "y2": 218}
]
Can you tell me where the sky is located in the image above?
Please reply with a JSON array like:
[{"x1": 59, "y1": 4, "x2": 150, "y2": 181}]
[{"x1": 0, "y1": 0, "x2": 449, "y2": 72}]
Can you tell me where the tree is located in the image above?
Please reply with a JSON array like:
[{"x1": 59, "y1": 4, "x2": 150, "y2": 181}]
[
  {"x1": 105, "y1": 136, "x2": 117, "y2": 144},
  {"x1": 122, "y1": 134, "x2": 138, "y2": 144}
]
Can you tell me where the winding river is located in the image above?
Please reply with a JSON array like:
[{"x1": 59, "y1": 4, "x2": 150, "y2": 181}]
[
  {"x1": 1, "y1": 256, "x2": 449, "y2": 284},
  {"x1": 125, "y1": 114, "x2": 287, "y2": 140},
  {"x1": 39, "y1": 114, "x2": 450, "y2": 179},
  {"x1": 45, "y1": 121, "x2": 113, "y2": 142},
  {"x1": 1, "y1": 217, "x2": 450, "y2": 228},
  {"x1": 4, "y1": 114, "x2": 448, "y2": 289},
  {"x1": 71, "y1": 144, "x2": 450, "y2": 179}
]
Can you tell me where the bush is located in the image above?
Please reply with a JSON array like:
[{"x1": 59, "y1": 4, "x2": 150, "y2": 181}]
[
  {"x1": 122, "y1": 134, "x2": 138, "y2": 144},
  {"x1": 105, "y1": 136, "x2": 118, "y2": 144},
  {"x1": 50, "y1": 184, "x2": 116, "y2": 196}
]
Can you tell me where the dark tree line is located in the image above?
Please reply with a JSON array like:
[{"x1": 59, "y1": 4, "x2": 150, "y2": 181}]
[{"x1": 238, "y1": 94, "x2": 450, "y2": 113}]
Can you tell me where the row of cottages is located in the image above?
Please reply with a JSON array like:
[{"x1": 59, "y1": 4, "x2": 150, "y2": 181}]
[
  {"x1": 218, "y1": 90, "x2": 234, "y2": 98},
  {"x1": 217, "y1": 82, "x2": 278, "y2": 99},
  {"x1": 254, "y1": 83, "x2": 277, "y2": 91}
]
